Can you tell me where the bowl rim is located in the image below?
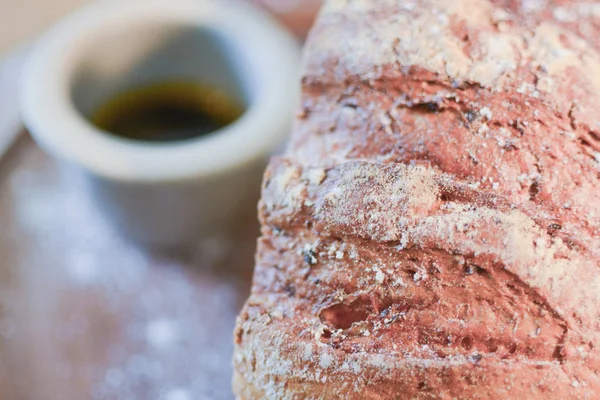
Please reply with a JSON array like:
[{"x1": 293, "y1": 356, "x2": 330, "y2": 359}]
[{"x1": 20, "y1": 0, "x2": 300, "y2": 183}]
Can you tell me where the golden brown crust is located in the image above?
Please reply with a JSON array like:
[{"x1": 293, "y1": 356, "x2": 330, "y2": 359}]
[{"x1": 234, "y1": 0, "x2": 600, "y2": 398}]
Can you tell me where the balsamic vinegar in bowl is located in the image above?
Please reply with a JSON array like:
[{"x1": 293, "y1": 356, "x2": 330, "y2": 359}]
[{"x1": 92, "y1": 81, "x2": 244, "y2": 142}]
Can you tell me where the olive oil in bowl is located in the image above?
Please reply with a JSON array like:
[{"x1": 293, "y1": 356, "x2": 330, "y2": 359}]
[{"x1": 91, "y1": 81, "x2": 244, "y2": 142}]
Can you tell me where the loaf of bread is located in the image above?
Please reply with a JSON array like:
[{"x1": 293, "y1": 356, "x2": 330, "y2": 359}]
[{"x1": 233, "y1": 1, "x2": 600, "y2": 398}]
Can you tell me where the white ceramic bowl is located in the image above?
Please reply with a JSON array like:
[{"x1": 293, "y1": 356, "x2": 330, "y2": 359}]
[{"x1": 20, "y1": 0, "x2": 300, "y2": 248}]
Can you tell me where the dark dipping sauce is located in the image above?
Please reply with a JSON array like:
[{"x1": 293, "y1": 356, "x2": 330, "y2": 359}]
[{"x1": 91, "y1": 81, "x2": 244, "y2": 142}]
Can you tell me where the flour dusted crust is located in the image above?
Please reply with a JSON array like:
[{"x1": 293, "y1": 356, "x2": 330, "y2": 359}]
[{"x1": 233, "y1": 1, "x2": 600, "y2": 398}]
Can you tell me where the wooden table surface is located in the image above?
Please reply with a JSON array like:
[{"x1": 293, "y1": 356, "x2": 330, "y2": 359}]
[
  {"x1": 0, "y1": 135, "x2": 261, "y2": 400},
  {"x1": 0, "y1": 1, "x2": 321, "y2": 399}
]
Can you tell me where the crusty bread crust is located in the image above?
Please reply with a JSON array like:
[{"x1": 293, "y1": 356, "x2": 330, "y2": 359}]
[{"x1": 233, "y1": 1, "x2": 600, "y2": 398}]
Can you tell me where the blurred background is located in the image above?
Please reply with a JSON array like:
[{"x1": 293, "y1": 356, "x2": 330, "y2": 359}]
[
  {"x1": 0, "y1": 1, "x2": 321, "y2": 399},
  {"x1": 0, "y1": 0, "x2": 320, "y2": 53}
]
